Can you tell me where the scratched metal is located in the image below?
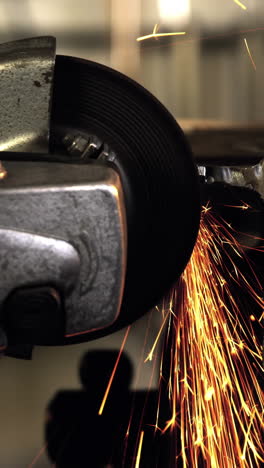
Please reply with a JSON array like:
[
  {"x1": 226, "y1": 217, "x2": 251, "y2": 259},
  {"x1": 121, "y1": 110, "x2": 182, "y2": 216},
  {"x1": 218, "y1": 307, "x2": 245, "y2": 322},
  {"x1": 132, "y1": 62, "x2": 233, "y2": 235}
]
[
  {"x1": 0, "y1": 161, "x2": 127, "y2": 338},
  {"x1": 0, "y1": 36, "x2": 56, "y2": 153}
]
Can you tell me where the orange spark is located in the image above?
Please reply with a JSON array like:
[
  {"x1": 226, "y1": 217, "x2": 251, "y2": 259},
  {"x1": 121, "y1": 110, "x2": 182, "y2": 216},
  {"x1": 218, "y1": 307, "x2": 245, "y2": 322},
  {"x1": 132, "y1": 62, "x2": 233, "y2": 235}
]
[
  {"x1": 124, "y1": 310, "x2": 154, "y2": 442},
  {"x1": 202, "y1": 204, "x2": 212, "y2": 214},
  {"x1": 98, "y1": 326, "x2": 131, "y2": 415},
  {"x1": 158, "y1": 207, "x2": 263, "y2": 467},
  {"x1": 27, "y1": 443, "x2": 48, "y2": 468},
  {"x1": 204, "y1": 387, "x2": 215, "y2": 401},
  {"x1": 233, "y1": 0, "x2": 247, "y2": 10},
  {"x1": 244, "y1": 38, "x2": 257, "y2": 70},
  {"x1": 145, "y1": 308, "x2": 170, "y2": 362},
  {"x1": 135, "y1": 431, "x2": 144, "y2": 468},
  {"x1": 223, "y1": 202, "x2": 251, "y2": 210}
]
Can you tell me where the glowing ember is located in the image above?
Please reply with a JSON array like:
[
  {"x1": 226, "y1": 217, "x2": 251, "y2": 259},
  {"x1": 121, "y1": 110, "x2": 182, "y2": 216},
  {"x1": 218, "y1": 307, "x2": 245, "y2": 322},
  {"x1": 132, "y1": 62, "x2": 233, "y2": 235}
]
[{"x1": 156, "y1": 205, "x2": 263, "y2": 467}]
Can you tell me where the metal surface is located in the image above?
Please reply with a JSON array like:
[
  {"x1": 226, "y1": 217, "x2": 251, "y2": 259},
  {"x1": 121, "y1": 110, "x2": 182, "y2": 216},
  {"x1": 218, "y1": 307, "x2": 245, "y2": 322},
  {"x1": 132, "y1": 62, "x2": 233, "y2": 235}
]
[
  {"x1": 0, "y1": 228, "x2": 80, "y2": 305},
  {"x1": 180, "y1": 120, "x2": 264, "y2": 165},
  {"x1": 198, "y1": 159, "x2": 264, "y2": 199},
  {"x1": 0, "y1": 36, "x2": 56, "y2": 153},
  {"x1": 179, "y1": 121, "x2": 264, "y2": 199},
  {"x1": 63, "y1": 133, "x2": 103, "y2": 159},
  {"x1": 61, "y1": 131, "x2": 118, "y2": 163},
  {"x1": 0, "y1": 161, "x2": 127, "y2": 337}
]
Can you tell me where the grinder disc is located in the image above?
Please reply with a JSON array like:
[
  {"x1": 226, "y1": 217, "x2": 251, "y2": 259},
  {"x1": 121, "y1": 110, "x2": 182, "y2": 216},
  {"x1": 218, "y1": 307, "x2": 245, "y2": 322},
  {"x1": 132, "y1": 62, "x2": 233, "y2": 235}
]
[{"x1": 50, "y1": 55, "x2": 201, "y2": 342}]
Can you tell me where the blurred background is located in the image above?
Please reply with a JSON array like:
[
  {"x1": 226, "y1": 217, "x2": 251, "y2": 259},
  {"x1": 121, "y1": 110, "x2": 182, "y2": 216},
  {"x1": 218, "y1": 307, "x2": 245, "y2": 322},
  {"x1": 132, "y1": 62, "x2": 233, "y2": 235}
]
[
  {"x1": 0, "y1": 1, "x2": 263, "y2": 466},
  {"x1": 0, "y1": 0, "x2": 264, "y2": 121}
]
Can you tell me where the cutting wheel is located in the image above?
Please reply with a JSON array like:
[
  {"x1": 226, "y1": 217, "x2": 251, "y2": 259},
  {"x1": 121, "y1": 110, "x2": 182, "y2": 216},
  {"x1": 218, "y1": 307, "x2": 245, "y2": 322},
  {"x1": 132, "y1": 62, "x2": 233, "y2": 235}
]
[{"x1": 50, "y1": 55, "x2": 201, "y2": 342}]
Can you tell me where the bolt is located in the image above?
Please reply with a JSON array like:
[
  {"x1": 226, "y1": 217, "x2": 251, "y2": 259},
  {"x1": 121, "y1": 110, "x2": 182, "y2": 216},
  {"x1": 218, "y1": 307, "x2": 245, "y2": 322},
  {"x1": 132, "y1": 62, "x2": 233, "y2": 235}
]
[{"x1": 63, "y1": 133, "x2": 102, "y2": 159}]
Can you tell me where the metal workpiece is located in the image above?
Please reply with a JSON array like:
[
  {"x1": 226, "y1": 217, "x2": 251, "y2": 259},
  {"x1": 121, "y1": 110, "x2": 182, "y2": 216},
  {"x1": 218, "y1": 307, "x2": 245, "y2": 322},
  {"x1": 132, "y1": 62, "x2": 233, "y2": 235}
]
[
  {"x1": 180, "y1": 120, "x2": 264, "y2": 165},
  {"x1": 181, "y1": 121, "x2": 264, "y2": 199},
  {"x1": 198, "y1": 159, "x2": 264, "y2": 199},
  {"x1": 0, "y1": 162, "x2": 127, "y2": 337},
  {"x1": 241, "y1": 159, "x2": 264, "y2": 199},
  {"x1": 0, "y1": 36, "x2": 56, "y2": 153}
]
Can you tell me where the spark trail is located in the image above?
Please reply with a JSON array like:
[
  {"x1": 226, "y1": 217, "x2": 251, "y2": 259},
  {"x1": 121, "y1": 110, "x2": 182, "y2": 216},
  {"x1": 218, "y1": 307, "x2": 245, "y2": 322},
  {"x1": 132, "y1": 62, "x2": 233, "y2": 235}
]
[
  {"x1": 135, "y1": 431, "x2": 144, "y2": 468},
  {"x1": 98, "y1": 326, "x2": 131, "y2": 415},
  {"x1": 157, "y1": 205, "x2": 263, "y2": 467},
  {"x1": 244, "y1": 38, "x2": 257, "y2": 70},
  {"x1": 233, "y1": 0, "x2": 247, "y2": 11},
  {"x1": 137, "y1": 30, "x2": 186, "y2": 42}
]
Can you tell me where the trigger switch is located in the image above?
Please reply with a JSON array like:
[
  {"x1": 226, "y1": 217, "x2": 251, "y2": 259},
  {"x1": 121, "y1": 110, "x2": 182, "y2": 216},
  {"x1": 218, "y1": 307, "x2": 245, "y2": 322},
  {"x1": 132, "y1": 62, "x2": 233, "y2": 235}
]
[{"x1": 3, "y1": 286, "x2": 64, "y2": 345}]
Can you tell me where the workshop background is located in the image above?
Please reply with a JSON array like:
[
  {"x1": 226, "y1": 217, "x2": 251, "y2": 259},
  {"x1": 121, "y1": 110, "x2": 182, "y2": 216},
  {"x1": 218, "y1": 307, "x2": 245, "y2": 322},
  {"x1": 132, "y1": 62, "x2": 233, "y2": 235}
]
[{"x1": 0, "y1": 1, "x2": 263, "y2": 467}]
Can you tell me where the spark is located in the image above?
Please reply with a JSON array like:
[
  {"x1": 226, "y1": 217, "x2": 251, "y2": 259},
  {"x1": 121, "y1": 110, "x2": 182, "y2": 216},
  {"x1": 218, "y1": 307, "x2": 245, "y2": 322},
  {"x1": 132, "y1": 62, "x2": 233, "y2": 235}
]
[
  {"x1": 145, "y1": 308, "x2": 170, "y2": 362},
  {"x1": 202, "y1": 204, "x2": 211, "y2": 214},
  {"x1": 134, "y1": 431, "x2": 144, "y2": 468},
  {"x1": 122, "y1": 311, "x2": 155, "y2": 465},
  {"x1": 137, "y1": 30, "x2": 186, "y2": 42},
  {"x1": 125, "y1": 325, "x2": 160, "y2": 467},
  {"x1": 153, "y1": 23, "x2": 162, "y2": 42},
  {"x1": 27, "y1": 443, "x2": 48, "y2": 468},
  {"x1": 153, "y1": 23, "x2": 159, "y2": 35},
  {"x1": 136, "y1": 27, "x2": 264, "y2": 55},
  {"x1": 158, "y1": 207, "x2": 263, "y2": 467},
  {"x1": 204, "y1": 387, "x2": 215, "y2": 401},
  {"x1": 244, "y1": 38, "x2": 257, "y2": 71},
  {"x1": 223, "y1": 202, "x2": 251, "y2": 210},
  {"x1": 98, "y1": 326, "x2": 131, "y2": 415},
  {"x1": 233, "y1": 0, "x2": 247, "y2": 10},
  {"x1": 241, "y1": 408, "x2": 256, "y2": 461}
]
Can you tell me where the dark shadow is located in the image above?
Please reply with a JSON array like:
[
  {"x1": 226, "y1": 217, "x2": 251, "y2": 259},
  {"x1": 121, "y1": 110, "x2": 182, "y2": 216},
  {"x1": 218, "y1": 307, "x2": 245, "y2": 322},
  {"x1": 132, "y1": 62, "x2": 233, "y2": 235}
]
[
  {"x1": 45, "y1": 350, "x2": 170, "y2": 467},
  {"x1": 46, "y1": 350, "x2": 132, "y2": 467}
]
